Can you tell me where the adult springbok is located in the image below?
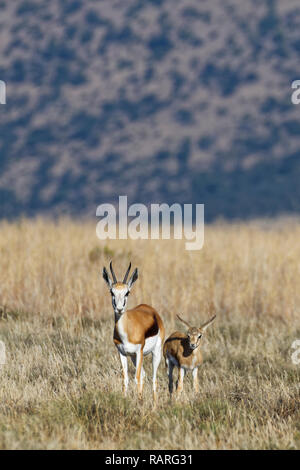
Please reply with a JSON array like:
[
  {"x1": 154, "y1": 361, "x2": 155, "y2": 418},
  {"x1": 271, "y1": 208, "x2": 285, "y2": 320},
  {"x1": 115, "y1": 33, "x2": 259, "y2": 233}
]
[
  {"x1": 163, "y1": 314, "x2": 216, "y2": 397},
  {"x1": 103, "y1": 261, "x2": 165, "y2": 400}
]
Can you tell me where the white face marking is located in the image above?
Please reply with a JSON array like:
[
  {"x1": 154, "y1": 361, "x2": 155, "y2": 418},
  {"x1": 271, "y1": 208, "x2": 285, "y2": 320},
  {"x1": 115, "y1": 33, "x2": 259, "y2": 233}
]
[
  {"x1": 187, "y1": 329, "x2": 202, "y2": 350},
  {"x1": 111, "y1": 284, "x2": 129, "y2": 315}
]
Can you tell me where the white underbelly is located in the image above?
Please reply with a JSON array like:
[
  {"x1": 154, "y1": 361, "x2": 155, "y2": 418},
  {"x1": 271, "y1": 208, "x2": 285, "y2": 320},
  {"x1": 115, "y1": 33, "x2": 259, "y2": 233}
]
[
  {"x1": 144, "y1": 333, "x2": 160, "y2": 355},
  {"x1": 116, "y1": 332, "x2": 160, "y2": 356}
]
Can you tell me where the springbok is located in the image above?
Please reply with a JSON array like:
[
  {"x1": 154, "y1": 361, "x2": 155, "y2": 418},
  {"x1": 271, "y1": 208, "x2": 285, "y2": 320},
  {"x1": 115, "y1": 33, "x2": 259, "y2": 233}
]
[
  {"x1": 163, "y1": 314, "x2": 216, "y2": 397},
  {"x1": 102, "y1": 261, "x2": 165, "y2": 400}
]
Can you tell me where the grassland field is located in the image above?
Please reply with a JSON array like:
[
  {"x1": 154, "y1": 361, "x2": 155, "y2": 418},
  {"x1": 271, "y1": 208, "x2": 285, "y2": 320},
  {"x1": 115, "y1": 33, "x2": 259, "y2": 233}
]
[{"x1": 0, "y1": 218, "x2": 299, "y2": 449}]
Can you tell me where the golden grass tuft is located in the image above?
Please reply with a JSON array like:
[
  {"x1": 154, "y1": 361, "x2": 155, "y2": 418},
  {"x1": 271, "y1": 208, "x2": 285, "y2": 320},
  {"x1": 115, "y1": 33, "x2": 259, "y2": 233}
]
[{"x1": 0, "y1": 217, "x2": 299, "y2": 449}]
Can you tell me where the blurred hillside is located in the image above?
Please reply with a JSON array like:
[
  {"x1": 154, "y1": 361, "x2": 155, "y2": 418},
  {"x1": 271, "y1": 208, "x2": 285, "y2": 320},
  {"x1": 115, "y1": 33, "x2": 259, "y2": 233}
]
[{"x1": 1, "y1": 0, "x2": 300, "y2": 220}]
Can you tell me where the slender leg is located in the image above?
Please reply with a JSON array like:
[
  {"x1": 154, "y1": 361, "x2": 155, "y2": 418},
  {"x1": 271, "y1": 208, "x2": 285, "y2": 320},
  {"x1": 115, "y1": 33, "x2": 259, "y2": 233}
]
[
  {"x1": 130, "y1": 355, "x2": 146, "y2": 382},
  {"x1": 135, "y1": 347, "x2": 144, "y2": 398},
  {"x1": 192, "y1": 367, "x2": 199, "y2": 393},
  {"x1": 176, "y1": 366, "x2": 185, "y2": 397},
  {"x1": 119, "y1": 352, "x2": 128, "y2": 395},
  {"x1": 167, "y1": 357, "x2": 175, "y2": 396},
  {"x1": 152, "y1": 345, "x2": 162, "y2": 402}
]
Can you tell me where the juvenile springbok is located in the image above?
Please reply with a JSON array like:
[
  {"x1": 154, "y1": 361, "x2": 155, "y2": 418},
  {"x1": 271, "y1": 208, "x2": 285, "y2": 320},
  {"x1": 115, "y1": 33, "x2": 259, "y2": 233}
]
[
  {"x1": 103, "y1": 261, "x2": 165, "y2": 400},
  {"x1": 163, "y1": 314, "x2": 216, "y2": 397}
]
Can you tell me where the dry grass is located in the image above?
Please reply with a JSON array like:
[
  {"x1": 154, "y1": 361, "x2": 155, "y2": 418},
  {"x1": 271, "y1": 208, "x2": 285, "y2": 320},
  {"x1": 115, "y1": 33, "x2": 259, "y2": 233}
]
[{"x1": 0, "y1": 217, "x2": 299, "y2": 449}]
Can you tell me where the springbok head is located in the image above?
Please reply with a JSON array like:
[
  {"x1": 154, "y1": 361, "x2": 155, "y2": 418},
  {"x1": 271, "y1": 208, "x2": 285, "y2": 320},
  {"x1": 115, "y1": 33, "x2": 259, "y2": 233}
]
[
  {"x1": 103, "y1": 261, "x2": 138, "y2": 315},
  {"x1": 177, "y1": 314, "x2": 216, "y2": 350}
]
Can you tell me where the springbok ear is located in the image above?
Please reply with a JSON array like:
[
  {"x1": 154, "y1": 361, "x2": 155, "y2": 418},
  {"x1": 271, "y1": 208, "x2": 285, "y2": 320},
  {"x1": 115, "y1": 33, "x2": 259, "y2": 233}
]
[
  {"x1": 200, "y1": 315, "x2": 216, "y2": 331},
  {"x1": 102, "y1": 266, "x2": 112, "y2": 289},
  {"x1": 128, "y1": 267, "x2": 138, "y2": 289},
  {"x1": 176, "y1": 314, "x2": 192, "y2": 329}
]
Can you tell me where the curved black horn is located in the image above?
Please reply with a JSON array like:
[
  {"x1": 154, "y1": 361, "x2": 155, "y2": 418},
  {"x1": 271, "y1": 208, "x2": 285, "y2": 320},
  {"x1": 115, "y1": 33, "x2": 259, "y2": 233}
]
[
  {"x1": 110, "y1": 261, "x2": 117, "y2": 283},
  {"x1": 123, "y1": 262, "x2": 132, "y2": 283}
]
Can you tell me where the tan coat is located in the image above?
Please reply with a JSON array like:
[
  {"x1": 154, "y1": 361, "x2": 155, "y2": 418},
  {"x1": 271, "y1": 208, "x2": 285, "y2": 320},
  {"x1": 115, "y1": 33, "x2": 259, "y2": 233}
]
[{"x1": 163, "y1": 331, "x2": 203, "y2": 370}]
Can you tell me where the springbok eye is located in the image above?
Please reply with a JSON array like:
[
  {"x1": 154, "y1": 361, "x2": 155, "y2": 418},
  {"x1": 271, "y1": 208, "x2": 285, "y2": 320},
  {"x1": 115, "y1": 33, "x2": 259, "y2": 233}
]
[
  {"x1": 125, "y1": 292, "x2": 129, "y2": 297},
  {"x1": 198, "y1": 334, "x2": 202, "y2": 339}
]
